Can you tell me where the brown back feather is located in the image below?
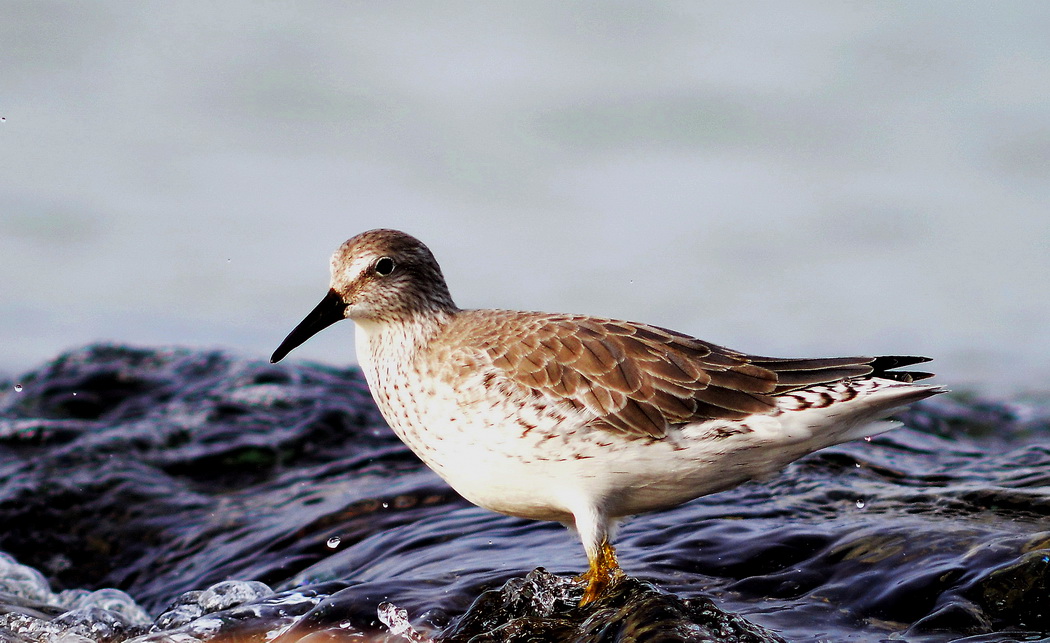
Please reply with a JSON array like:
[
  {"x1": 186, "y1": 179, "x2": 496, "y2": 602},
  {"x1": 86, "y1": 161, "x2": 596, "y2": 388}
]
[{"x1": 448, "y1": 311, "x2": 930, "y2": 439}]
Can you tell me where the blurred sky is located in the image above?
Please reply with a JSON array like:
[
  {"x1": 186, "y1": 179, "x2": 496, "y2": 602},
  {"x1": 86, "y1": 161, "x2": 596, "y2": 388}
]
[{"x1": 2, "y1": 2, "x2": 1049, "y2": 394}]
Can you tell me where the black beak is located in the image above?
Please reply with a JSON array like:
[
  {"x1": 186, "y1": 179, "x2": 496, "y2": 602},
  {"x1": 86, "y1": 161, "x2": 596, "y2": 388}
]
[{"x1": 270, "y1": 289, "x2": 348, "y2": 363}]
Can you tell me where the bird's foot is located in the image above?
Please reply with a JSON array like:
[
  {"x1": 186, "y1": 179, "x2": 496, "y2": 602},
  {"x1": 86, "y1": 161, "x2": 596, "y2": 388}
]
[{"x1": 576, "y1": 539, "x2": 625, "y2": 606}]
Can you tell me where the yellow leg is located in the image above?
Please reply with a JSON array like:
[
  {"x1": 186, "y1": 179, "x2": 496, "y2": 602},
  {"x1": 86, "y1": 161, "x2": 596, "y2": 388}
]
[{"x1": 578, "y1": 539, "x2": 625, "y2": 606}]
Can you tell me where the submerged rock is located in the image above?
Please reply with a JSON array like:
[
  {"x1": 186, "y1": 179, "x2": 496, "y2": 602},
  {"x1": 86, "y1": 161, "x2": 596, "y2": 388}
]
[{"x1": 441, "y1": 568, "x2": 785, "y2": 642}]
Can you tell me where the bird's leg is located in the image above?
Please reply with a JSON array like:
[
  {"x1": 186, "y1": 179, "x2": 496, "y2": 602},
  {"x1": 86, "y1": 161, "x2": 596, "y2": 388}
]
[{"x1": 578, "y1": 538, "x2": 624, "y2": 606}]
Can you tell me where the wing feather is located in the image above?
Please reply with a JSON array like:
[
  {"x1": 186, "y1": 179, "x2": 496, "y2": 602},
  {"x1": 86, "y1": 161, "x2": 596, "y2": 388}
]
[{"x1": 444, "y1": 311, "x2": 933, "y2": 440}]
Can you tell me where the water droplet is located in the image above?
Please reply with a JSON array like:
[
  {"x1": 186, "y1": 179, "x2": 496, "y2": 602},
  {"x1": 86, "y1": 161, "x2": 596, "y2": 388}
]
[
  {"x1": 863, "y1": 436, "x2": 872, "y2": 442},
  {"x1": 381, "y1": 502, "x2": 389, "y2": 509},
  {"x1": 855, "y1": 499, "x2": 866, "y2": 509},
  {"x1": 855, "y1": 463, "x2": 861, "y2": 468},
  {"x1": 377, "y1": 602, "x2": 412, "y2": 636},
  {"x1": 13, "y1": 384, "x2": 23, "y2": 392},
  {"x1": 326, "y1": 536, "x2": 341, "y2": 549},
  {"x1": 72, "y1": 392, "x2": 77, "y2": 396}
]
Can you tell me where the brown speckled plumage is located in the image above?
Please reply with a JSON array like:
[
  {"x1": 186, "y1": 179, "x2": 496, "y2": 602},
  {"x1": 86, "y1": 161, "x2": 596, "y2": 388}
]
[{"x1": 432, "y1": 309, "x2": 932, "y2": 440}]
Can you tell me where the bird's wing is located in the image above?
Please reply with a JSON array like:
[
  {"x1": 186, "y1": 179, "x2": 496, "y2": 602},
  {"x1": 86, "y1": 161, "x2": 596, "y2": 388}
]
[
  {"x1": 444, "y1": 311, "x2": 852, "y2": 438},
  {"x1": 446, "y1": 311, "x2": 931, "y2": 439}
]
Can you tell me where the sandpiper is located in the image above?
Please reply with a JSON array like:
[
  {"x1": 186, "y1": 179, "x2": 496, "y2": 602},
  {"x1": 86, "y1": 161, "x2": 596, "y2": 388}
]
[{"x1": 271, "y1": 229, "x2": 943, "y2": 605}]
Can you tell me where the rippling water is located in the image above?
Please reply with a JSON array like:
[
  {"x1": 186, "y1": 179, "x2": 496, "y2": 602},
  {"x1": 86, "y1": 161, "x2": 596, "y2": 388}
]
[{"x1": 1, "y1": 346, "x2": 1048, "y2": 642}]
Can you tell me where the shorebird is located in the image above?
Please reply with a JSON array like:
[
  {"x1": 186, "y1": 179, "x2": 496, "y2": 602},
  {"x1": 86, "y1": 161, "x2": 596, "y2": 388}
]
[{"x1": 271, "y1": 229, "x2": 943, "y2": 605}]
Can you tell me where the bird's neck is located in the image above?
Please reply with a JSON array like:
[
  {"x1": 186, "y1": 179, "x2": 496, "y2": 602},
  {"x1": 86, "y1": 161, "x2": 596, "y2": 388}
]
[{"x1": 353, "y1": 307, "x2": 454, "y2": 371}]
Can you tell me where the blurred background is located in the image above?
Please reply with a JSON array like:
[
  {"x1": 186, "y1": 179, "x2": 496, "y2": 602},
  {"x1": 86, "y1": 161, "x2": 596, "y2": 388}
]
[{"x1": 1, "y1": 2, "x2": 1048, "y2": 394}]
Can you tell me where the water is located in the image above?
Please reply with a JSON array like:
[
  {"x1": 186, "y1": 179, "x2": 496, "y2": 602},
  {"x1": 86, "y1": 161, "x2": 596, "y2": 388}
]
[
  {"x1": 1, "y1": 3, "x2": 1049, "y2": 393},
  {"x1": 2, "y1": 4, "x2": 1049, "y2": 640},
  {"x1": 1, "y1": 345, "x2": 1048, "y2": 642}
]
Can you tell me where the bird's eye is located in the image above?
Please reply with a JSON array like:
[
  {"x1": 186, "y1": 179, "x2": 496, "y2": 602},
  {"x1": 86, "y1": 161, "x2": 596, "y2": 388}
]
[{"x1": 374, "y1": 257, "x2": 396, "y2": 276}]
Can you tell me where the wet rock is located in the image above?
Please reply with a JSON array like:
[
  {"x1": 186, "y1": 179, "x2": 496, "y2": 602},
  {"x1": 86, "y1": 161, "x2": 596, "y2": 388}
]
[
  {"x1": 441, "y1": 568, "x2": 785, "y2": 643},
  {"x1": 965, "y1": 548, "x2": 1050, "y2": 631}
]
